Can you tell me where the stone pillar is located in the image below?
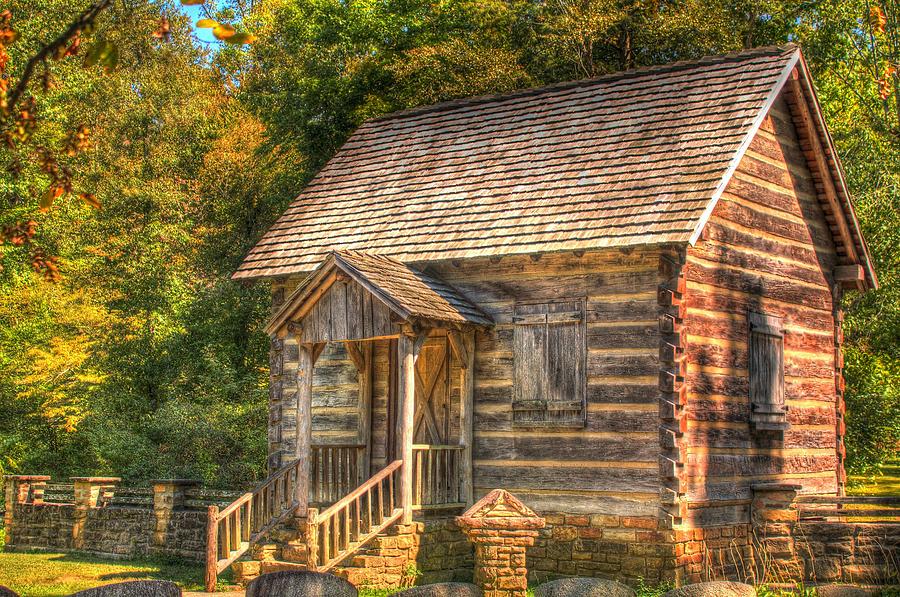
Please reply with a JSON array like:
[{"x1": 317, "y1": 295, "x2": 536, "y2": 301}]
[
  {"x1": 457, "y1": 489, "x2": 545, "y2": 597},
  {"x1": 3, "y1": 475, "x2": 51, "y2": 546},
  {"x1": 71, "y1": 477, "x2": 120, "y2": 550},
  {"x1": 751, "y1": 483, "x2": 801, "y2": 578},
  {"x1": 152, "y1": 479, "x2": 201, "y2": 549}
]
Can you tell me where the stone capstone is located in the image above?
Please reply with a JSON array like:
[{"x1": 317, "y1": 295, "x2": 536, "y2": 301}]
[
  {"x1": 815, "y1": 586, "x2": 882, "y2": 597},
  {"x1": 534, "y1": 577, "x2": 636, "y2": 597},
  {"x1": 68, "y1": 580, "x2": 181, "y2": 597},
  {"x1": 663, "y1": 582, "x2": 756, "y2": 597},
  {"x1": 245, "y1": 570, "x2": 358, "y2": 597},
  {"x1": 394, "y1": 582, "x2": 483, "y2": 597}
]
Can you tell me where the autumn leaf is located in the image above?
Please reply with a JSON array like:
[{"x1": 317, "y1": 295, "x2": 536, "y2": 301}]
[
  {"x1": 213, "y1": 23, "x2": 236, "y2": 40},
  {"x1": 224, "y1": 32, "x2": 257, "y2": 45},
  {"x1": 180, "y1": 0, "x2": 206, "y2": 5},
  {"x1": 152, "y1": 17, "x2": 171, "y2": 41},
  {"x1": 196, "y1": 19, "x2": 218, "y2": 28},
  {"x1": 79, "y1": 193, "x2": 101, "y2": 209},
  {"x1": 869, "y1": 5, "x2": 888, "y2": 34}
]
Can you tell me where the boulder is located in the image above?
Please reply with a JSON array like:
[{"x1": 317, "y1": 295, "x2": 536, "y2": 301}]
[
  {"x1": 816, "y1": 586, "x2": 882, "y2": 597},
  {"x1": 534, "y1": 578, "x2": 635, "y2": 597},
  {"x1": 663, "y1": 581, "x2": 755, "y2": 597},
  {"x1": 394, "y1": 583, "x2": 482, "y2": 597},
  {"x1": 69, "y1": 580, "x2": 181, "y2": 597},
  {"x1": 245, "y1": 571, "x2": 357, "y2": 597}
]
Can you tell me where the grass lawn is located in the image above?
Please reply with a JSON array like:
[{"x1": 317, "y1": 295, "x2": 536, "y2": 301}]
[
  {"x1": 0, "y1": 551, "x2": 219, "y2": 596},
  {"x1": 847, "y1": 458, "x2": 900, "y2": 497}
]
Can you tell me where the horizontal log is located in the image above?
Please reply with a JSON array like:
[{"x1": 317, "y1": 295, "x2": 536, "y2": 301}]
[
  {"x1": 711, "y1": 198, "x2": 831, "y2": 249},
  {"x1": 474, "y1": 489, "x2": 659, "y2": 516},
  {"x1": 474, "y1": 464, "x2": 659, "y2": 493},
  {"x1": 796, "y1": 496, "x2": 900, "y2": 505},
  {"x1": 475, "y1": 408, "x2": 657, "y2": 433},
  {"x1": 686, "y1": 343, "x2": 834, "y2": 378},
  {"x1": 687, "y1": 371, "x2": 836, "y2": 402},
  {"x1": 432, "y1": 250, "x2": 661, "y2": 281},
  {"x1": 685, "y1": 453, "x2": 838, "y2": 477},
  {"x1": 702, "y1": 222, "x2": 835, "y2": 272},
  {"x1": 685, "y1": 425, "x2": 835, "y2": 450},
  {"x1": 799, "y1": 509, "x2": 900, "y2": 518},
  {"x1": 588, "y1": 353, "x2": 659, "y2": 376},
  {"x1": 683, "y1": 502, "x2": 750, "y2": 527},
  {"x1": 685, "y1": 312, "x2": 835, "y2": 349},
  {"x1": 690, "y1": 241, "x2": 828, "y2": 286},
  {"x1": 474, "y1": 435, "x2": 658, "y2": 462},
  {"x1": 686, "y1": 290, "x2": 836, "y2": 329},
  {"x1": 685, "y1": 261, "x2": 833, "y2": 311}
]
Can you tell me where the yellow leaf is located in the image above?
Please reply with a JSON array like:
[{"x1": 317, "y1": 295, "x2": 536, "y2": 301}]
[
  {"x1": 196, "y1": 19, "x2": 218, "y2": 28},
  {"x1": 213, "y1": 23, "x2": 236, "y2": 40},
  {"x1": 224, "y1": 31, "x2": 257, "y2": 45},
  {"x1": 180, "y1": 0, "x2": 205, "y2": 5}
]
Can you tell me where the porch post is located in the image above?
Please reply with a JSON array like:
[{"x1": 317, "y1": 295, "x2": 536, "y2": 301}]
[
  {"x1": 359, "y1": 342, "x2": 373, "y2": 481},
  {"x1": 295, "y1": 340, "x2": 314, "y2": 517},
  {"x1": 459, "y1": 329, "x2": 475, "y2": 506},
  {"x1": 397, "y1": 330, "x2": 423, "y2": 523}
]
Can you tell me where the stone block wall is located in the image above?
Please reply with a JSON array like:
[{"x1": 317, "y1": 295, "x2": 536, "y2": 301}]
[
  {"x1": 527, "y1": 512, "x2": 677, "y2": 585},
  {"x1": 3, "y1": 476, "x2": 208, "y2": 562},
  {"x1": 336, "y1": 516, "x2": 473, "y2": 589}
]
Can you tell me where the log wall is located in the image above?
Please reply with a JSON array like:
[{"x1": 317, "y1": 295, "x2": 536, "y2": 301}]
[
  {"x1": 429, "y1": 251, "x2": 664, "y2": 517},
  {"x1": 680, "y1": 93, "x2": 842, "y2": 528}
]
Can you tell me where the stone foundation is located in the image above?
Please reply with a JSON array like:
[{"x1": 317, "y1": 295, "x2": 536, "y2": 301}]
[
  {"x1": 336, "y1": 516, "x2": 473, "y2": 589},
  {"x1": 528, "y1": 512, "x2": 677, "y2": 585}
]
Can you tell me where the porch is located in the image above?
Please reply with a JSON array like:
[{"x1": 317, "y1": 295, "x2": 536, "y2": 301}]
[{"x1": 205, "y1": 251, "x2": 490, "y2": 588}]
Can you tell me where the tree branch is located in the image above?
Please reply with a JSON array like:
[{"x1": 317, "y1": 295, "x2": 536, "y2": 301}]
[{"x1": 5, "y1": 0, "x2": 113, "y2": 116}]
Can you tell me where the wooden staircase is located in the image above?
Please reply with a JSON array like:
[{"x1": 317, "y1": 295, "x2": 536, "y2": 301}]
[{"x1": 204, "y1": 445, "x2": 465, "y2": 590}]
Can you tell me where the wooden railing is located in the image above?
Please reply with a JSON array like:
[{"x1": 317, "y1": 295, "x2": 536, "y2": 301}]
[
  {"x1": 797, "y1": 495, "x2": 900, "y2": 522},
  {"x1": 412, "y1": 444, "x2": 464, "y2": 509},
  {"x1": 204, "y1": 458, "x2": 302, "y2": 591},
  {"x1": 306, "y1": 460, "x2": 403, "y2": 572},
  {"x1": 311, "y1": 443, "x2": 366, "y2": 505}
]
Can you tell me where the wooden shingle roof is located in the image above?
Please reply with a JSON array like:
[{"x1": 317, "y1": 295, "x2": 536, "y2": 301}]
[
  {"x1": 236, "y1": 45, "x2": 873, "y2": 285},
  {"x1": 266, "y1": 250, "x2": 491, "y2": 335}
]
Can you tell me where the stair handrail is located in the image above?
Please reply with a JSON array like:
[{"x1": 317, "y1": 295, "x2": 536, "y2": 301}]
[
  {"x1": 308, "y1": 459, "x2": 403, "y2": 572},
  {"x1": 205, "y1": 457, "x2": 303, "y2": 591}
]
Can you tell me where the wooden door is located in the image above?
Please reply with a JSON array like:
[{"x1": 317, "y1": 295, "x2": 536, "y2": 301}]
[{"x1": 413, "y1": 336, "x2": 452, "y2": 445}]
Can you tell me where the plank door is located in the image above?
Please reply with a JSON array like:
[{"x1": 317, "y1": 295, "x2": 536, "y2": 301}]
[{"x1": 413, "y1": 336, "x2": 452, "y2": 445}]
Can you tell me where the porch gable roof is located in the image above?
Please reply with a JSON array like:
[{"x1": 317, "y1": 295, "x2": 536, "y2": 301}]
[{"x1": 266, "y1": 250, "x2": 491, "y2": 337}]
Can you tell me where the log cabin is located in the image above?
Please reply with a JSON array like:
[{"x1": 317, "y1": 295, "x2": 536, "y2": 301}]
[{"x1": 222, "y1": 44, "x2": 878, "y2": 587}]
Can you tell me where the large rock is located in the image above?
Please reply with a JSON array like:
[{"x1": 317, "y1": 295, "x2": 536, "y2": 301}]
[
  {"x1": 0, "y1": 586, "x2": 19, "y2": 597},
  {"x1": 394, "y1": 583, "x2": 482, "y2": 597},
  {"x1": 245, "y1": 571, "x2": 357, "y2": 597},
  {"x1": 534, "y1": 578, "x2": 635, "y2": 597},
  {"x1": 663, "y1": 581, "x2": 755, "y2": 597},
  {"x1": 816, "y1": 586, "x2": 882, "y2": 597},
  {"x1": 69, "y1": 581, "x2": 181, "y2": 597}
]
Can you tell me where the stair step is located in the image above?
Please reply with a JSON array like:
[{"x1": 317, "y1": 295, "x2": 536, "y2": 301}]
[
  {"x1": 260, "y1": 560, "x2": 309, "y2": 575},
  {"x1": 281, "y1": 541, "x2": 309, "y2": 564}
]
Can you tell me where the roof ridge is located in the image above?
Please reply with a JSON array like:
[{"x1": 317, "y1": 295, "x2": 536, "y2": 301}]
[{"x1": 368, "y1": 44, "x2": 796, "y2": 125}]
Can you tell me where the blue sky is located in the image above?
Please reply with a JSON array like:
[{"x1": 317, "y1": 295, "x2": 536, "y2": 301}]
[{"x1": 177, "y1": 3, "x2": 219, "y2": 46}]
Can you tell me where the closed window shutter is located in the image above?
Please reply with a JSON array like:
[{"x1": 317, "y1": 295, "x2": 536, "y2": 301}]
[
  {"x1": 748, "y1": 312, "x2": 789, "y2": 432},
  {"x1": 513, "y1": 300, "x2": 586, "y2": 427}
]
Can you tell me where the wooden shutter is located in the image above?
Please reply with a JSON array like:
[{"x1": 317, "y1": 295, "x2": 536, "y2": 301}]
[
  {"x1": 512, "y1": 300, "x2": 586, "y2": 427},
  {"x1": 748, "y1": 312, "x2": 789, "y2": 432}
]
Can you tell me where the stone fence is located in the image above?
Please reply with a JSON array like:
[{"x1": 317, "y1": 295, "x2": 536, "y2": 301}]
[
  {"x1": 751, "y1": 484, "x2": 899, "y2": 585},
  {"x1": 2, "y1": 475, "x2": 224, "y2": 561}
]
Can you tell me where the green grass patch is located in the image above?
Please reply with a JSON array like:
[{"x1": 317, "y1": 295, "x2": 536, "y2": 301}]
[
  {"x1": 0, "y1": 551, "x2": 223, "y2": 596},
  {"x1": 848, "y1": 458, "x2": 900, "y2": 497}
]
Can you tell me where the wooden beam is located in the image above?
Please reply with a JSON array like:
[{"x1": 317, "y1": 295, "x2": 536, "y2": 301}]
[
  {"x1": 357, "y1": 342, "x2": 373, "y2": 480},
  {"x1": 311, "y1": 342, "x2": 326, "y2": 364},
  {"x1": 295, "y1": 342, "x2": 314, "y2": 518},
  {"x1": 787, "y1": 75, "x2": 859, "y2": 265},
  {"x1": 345, "y1": 341, "x2": 365, "y2": 372},
  {"x1": 447, "y1": 330, "x2": 469, "y2": 370},
  {"x1": 834, "y1": 264, "x2": 864, "y2": 289},
  {"x1": 398, "y1": 329, "x2": 427, "y2": 523},
  {"x1": 459, "y1": 329, "x2": 475, "y2": 506}
]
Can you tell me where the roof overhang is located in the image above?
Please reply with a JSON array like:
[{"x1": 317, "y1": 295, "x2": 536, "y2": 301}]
[{"x1": 266, "y1": 251, "x2": 491, "y2": 339}]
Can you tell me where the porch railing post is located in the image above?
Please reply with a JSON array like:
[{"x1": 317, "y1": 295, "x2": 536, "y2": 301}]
[
  {"x1": 398, "y1": 331, "x2": 423, "y2": 523},
  {"x1": 294, "y1": 331, "x2": 315, "y2": 518},
  {"x1": 459, "y1": 329, "x2": 475, "y2": 506}
]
